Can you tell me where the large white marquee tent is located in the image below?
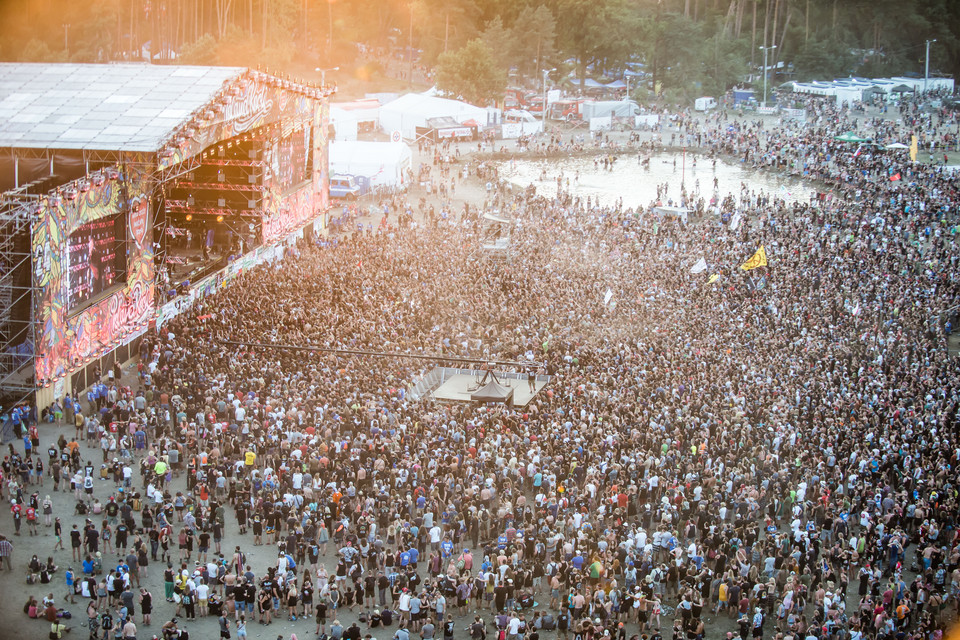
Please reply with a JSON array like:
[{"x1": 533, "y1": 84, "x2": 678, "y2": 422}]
[
  {"x1": 329, "y1": 140, "x2": 412, "y2": 188},
  {"x1": 379, "y1": 93, "x2": 488, "y2": 139}
]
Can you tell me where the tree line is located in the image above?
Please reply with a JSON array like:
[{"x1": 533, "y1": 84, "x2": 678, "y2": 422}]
[{"x1": 0, "y1": 0, "x2": 956, "y2": 105}]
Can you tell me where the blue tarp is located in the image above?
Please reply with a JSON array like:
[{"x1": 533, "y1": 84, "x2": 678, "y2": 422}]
[
  {"x1": 568, "y1": 78, "x2": 608, "y2": 88},
  {"x1": 732, "y1": 89, "x2": 755, "y2": 106}
]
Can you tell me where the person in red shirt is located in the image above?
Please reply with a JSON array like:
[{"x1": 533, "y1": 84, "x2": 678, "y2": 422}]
[
  {"x1": 196, "y1": 483, "x2": 209, "y2": 506},
  {"x1": 10, "y1": 500, "x2": 22, "y2": 536},
  {"x1": 25, "y1": 504, "x2": 38, "y2": 536}
]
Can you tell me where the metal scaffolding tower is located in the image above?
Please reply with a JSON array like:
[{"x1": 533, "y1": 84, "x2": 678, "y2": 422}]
[{"x1": 0, "y1": 188, "x2": 39, "y2": 405}]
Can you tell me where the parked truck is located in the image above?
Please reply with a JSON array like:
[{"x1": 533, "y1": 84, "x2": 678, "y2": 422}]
[
  {"x1": 582, "y1": 99, "x2": 641, "y2": 120},
  {"x1": 329, "y1": 174, "x2": 367, "y2": 200},
  {"x1": 694, "y1": 96, "x2": 718, "y2": 111},
  {"x1": 549, "y1": 99, "x2": 586, "y2": 121}
]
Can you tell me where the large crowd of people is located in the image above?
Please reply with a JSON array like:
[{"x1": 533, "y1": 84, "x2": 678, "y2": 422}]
[{"x1": 3, "y1": 92, "x2": 960, "y2": 640}]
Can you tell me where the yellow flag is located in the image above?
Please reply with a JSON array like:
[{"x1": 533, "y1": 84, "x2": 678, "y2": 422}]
[
  {"x1": 707, "y1": 274, "x2": 720, "y2": 284},
  {"x1": 740, "y1": 245, "x2": 767, "y2": 271},
  {"x1": 910, "y1": 135, "x2": 918, "y2": 162}
]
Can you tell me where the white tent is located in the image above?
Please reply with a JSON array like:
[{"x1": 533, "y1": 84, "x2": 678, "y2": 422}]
[
  {"x1": 330, "y1": 99, "x2": 381, "y2": 141},
  {"x1": 329, "y1": 140, "x2": 413, "y2": 188},
  {"x1": 379, "y1": 93, "x2": 488, "y2": 139}
]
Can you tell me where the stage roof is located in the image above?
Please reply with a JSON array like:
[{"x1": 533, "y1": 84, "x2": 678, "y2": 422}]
[{"x1": 0, "y1": 63, "x2": 245, "y2": 152}]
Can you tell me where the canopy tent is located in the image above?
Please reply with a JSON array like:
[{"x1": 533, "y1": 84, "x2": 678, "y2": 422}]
[
  {"x1": 885, "y1": 142, "x2": 909, "y2": 150},
  {"x1": 605, "y1": 80, "x2": 627, "y2": 89},
  {"x1": 567, "y1": 78, "x2": 608, "y2": 89},
  {"x1": 329, "y1": 99, "x2": 381, "y2": 141},
  {"x1": 834, "y1": 131, "x2": 869, "y2": 143},
  {"x1": 470, "y1": 380, "x2": 515, "y2": 405},
  {"x1": 379, "y1": 93, "x2": 488, "y2": 139},
  {"x1": 891, "y1": 84, "x2": 915, "y2": 94},
  {"x1": 329, "y1": 140, "x2": 412, "y2": 188}
]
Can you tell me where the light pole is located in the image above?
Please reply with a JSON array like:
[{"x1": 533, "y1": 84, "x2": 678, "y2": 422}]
[
  {"x1": 759, "y1": 45, "x2": 776, "y2": 107},
  {"x1": 924, "y1": 39, "x2": 936, "y2": 95},
  {"x1": 316, "y1": 66, "x2": 339, "y2": 87},
  {"x1": 542, "y1": 68, "x2": 555, "y2": 130}
]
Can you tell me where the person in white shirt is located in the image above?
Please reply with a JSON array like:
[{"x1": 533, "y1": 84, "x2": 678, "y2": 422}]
[
  {"x1": 196, "y1": 580, "x2": 210, "y2": 616},
  {"x1": 507, "y1": 615, "x2": 522, "y2": 640}
]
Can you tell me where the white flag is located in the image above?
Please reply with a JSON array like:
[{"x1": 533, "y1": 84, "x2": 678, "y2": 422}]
[
  {"x1": 730, "y1": 211, "x2": 743, "y2": 231},
  {"x1": 603, "y1": 288, "x2": 614, "y2": 306},
  {"x1": 690, "y1": 257, "x2": 708, "y2": 274}
]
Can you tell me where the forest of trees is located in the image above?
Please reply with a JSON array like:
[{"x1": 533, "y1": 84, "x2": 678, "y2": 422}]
[{"x1": 0, "y1": 0, "x2": 957, "y2": 104}]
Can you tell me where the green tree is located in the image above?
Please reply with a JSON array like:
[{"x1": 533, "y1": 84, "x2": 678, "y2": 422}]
[
  {"x1": 435, "y1": 38, "x2": 507, "y2": 105},
  {"x1": 511, "y1": 5, "x2": 558, "y2": 77},
  {"x1": 20, "y1": 38, "x2": 59, "y2": 62},
  {"x1": 553, "y1": 0, "x2": 642, "y2": 86},
  {"x1": 793, "y1": 38, "x2": 854, "y2": 80},
  {"x1": 414, "y1": 0, "x2": 482, "y2": 64},
  {"x1": 179, "y1": 34, "x2": 220, "y2": 66},
  {"x1": 481, "y1": 16, "x2": 513, "y2": 71}
]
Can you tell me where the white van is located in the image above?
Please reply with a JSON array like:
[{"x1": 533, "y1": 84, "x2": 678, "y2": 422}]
[{"x1": 694, "y1": 97, "x2": 717, "y2": 111}]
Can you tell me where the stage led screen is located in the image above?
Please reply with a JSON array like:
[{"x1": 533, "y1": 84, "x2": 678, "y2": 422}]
[
  {"x1": 66, "y1": 213, "x2": 126, "y2": 310},
  {"x1": 267, "y1": 126, "x2": 311, "y2": 193}
]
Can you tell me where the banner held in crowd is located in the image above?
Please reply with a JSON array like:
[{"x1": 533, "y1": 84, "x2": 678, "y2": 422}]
[{"x1": 740, "y1": 246, "x2": 768, "y2": 271}]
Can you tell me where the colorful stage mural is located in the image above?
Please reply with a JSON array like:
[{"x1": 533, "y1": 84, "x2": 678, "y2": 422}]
[
  {"x1": 261, "y1": 101, "x2": 328, "y2": 243},
  {"x1": 32, "y1": 166, "x2": 155, "y2": 386},
  {"x1": 30, "y1": 72, "x2": 329, "y2": 387}
]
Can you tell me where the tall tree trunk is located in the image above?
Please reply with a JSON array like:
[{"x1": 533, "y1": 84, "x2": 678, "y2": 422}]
[
  {"x1": 761, "y1": 0, "x2": 770, "y2": 85},
  {"x1": 833, "y1": 0, "x2": 838, "y2": 40},
  {"x1": 773, "y1": 8, "x2": 791, "y2": 73},
  {"x1": 762, "y1": 0, "x2": 769, "y2": 52},
  {"x1": 736, "y1": 0, "x2": 745, "y2": 38},
  {"x1": 805, "y1": 0, "x2": 809, "y2": 43},
  {"x1": 751, "y1": 0, "x2": 758, "y2": 74},
  {"x1": 684, "y1": 0, "x2": 691, "y2": 18},
  {"x1": 723, "y1": 0, "x2": 737, "y2": 39},
  {"x1": 770, "y1": 0, "x2": 779, "y2": 59}
]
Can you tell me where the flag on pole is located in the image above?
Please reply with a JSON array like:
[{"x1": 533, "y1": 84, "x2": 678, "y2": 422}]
[
  {"x1": 730, "y1": 211, "x2": 743, "y2": 231},
  {"x1": 853, "y1": 145, "x2": 863, "y2": 158},
  {"x1": 603, "y1": 288, "x2": 614, "y2": 306},
  {"x1": 740, "y1": 245, "x2": 768, "y2": 271},
  {"x1": 890, "y1": 173, "x2": 901, "y2": 181},
  {"x1": 707, "y1": 274, "x2": 720, "y2": 284},
  {"x1": 690, "y1": 257, "x2": 708, "y2": 274}
]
